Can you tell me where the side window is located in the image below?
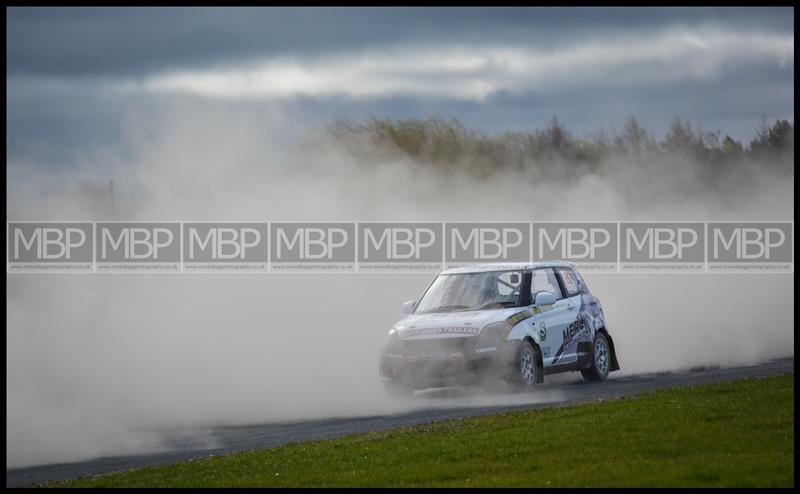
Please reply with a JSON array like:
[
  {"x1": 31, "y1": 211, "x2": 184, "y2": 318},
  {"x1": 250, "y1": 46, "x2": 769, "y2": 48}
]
[
  {"x1": 557, "y1": 268, "x2": 581, "y2": 297},
  {"x1": 530, "y1": 268, "x2": 563, "y2": 300}
]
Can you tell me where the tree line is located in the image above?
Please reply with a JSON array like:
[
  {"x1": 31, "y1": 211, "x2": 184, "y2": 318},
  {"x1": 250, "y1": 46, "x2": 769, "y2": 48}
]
[{"x1": 326, "y1": 115, "x2": 793, "y2": 178}]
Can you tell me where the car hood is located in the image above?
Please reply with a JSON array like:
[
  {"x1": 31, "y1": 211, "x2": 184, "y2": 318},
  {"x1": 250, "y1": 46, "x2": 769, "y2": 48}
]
[{"x1": 393, "y1": 307, "x2": 522, "y2": 339}]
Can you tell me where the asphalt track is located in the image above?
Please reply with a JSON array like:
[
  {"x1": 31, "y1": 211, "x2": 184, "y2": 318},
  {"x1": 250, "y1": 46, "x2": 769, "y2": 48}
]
[{"x1": 6, "y1": 357, "x2": 794, "y2": 487}]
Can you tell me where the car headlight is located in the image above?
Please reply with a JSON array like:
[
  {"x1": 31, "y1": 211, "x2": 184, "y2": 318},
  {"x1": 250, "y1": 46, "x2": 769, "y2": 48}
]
[
  {"x1": 384, "y1": 328, "x2": 400, "y2": 354},
  {"x1": 475, "y1": 321, "x2": 511, "y2": 352}
]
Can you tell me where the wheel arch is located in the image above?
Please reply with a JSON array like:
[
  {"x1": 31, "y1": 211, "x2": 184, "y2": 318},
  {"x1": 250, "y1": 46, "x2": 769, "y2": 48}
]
[{"x1": 596, "y1": 327, "x2": 620, "y2": 372}]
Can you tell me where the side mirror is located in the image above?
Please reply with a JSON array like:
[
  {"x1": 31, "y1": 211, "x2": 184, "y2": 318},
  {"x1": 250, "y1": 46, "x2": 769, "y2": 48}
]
[
  {"x1": 402, "y1": 300, "x2": 416, "y2": 314},
  {"x1": 533, "y1": 291, "x2": 556, "y2": 307}
]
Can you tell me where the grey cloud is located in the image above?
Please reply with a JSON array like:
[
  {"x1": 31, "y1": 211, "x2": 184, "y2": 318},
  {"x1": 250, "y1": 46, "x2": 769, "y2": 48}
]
[{"x1": 7, "y1": 7, "x2": 793, "y2": 78}]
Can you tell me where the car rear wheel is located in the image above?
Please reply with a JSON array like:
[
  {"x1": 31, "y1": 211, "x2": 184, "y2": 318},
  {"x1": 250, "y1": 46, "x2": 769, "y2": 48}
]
[
  {"x1": 515, "y1": 340, "x2": 539, "y2": 389},
  {"x1": 581, "y1": 332, "x2": 611, "y2": 382}
]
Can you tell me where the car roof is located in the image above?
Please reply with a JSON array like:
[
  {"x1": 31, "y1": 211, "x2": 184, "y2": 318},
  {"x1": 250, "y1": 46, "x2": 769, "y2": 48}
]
[{"x1": 440, "y1": 261, "x2": 576, "y2": 274}]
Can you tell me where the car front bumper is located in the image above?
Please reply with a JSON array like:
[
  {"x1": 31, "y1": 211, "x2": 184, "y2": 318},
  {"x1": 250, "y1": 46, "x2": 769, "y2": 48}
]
[{"x1": 379, "y1": 340, "x2": 521, "y2": 388}]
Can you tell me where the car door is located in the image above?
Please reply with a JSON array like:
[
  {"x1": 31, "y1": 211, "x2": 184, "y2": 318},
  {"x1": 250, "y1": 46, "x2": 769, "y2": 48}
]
[
  {"x1": 529, "y1": 268, "x2": 573, "y2": 368},
  {"x1": 549, "y1": 267, "x2": 584, "y2": 365}
]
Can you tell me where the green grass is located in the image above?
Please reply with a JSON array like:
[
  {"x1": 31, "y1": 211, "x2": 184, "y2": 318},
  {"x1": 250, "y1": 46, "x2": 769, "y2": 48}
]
[{"x1": 56, "y1": 374, "x2": 794, "y2": 487}]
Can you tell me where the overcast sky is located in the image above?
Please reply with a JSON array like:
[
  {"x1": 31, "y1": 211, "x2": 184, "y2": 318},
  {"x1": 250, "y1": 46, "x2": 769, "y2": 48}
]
[{"x1": 6, "y1": 7, "x2": 794, "y2": 166}]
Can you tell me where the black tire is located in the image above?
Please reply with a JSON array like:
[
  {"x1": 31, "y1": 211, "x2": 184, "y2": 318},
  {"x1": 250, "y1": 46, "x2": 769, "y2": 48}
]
[
  {"x1": 514, "y1": 340, "x2": 540, "y2": 390},
  {"x1": 383, "y1": 381, "x2": 414, "y2": 399},
  {"x1": 581, "y1": 332, "x2": 611, "y2": 382}
]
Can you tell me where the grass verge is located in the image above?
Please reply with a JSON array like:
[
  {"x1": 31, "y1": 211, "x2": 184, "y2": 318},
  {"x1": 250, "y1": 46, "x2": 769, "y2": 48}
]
[{"x1": 56, "y1": 373, "x2": 794, "y2": 487}]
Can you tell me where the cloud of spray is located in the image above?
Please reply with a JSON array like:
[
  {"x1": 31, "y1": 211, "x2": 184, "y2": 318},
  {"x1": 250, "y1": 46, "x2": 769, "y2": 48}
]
[{"x1": 6, "y1": 98, "x2": 794, "y2": 468}]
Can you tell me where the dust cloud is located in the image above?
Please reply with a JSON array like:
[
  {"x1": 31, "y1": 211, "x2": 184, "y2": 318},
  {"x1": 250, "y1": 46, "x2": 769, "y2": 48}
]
[{"x1": 6, "y1": 100, "x2": 793, "y2": 468}]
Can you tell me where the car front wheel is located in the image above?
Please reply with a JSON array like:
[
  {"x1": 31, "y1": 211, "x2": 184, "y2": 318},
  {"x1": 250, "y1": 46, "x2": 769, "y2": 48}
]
[
  {"x1": 581, "y1": 332, "x2": 611, "y2": 382},
  {"x1": 515, "y1": 340, "x2": 539, "y2": 389}
]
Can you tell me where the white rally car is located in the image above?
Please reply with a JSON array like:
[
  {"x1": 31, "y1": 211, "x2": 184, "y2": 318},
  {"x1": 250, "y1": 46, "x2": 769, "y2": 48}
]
[{"x1": 379, "y1": 262, "x2": 620, "y2": 397}]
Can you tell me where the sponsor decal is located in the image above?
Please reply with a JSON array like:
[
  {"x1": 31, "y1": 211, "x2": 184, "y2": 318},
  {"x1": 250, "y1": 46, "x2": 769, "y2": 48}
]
[
  {"x1": 506, "y1": 309, "x2": 534, "y2": 326},
  {"x1": 399, "y1": 326, "x2": 479, "y2": 338},
  {"x1": 540, "y1": 320, "x2": 547, "y2": 341},
  {"x1": 531, "y1": 303, "x2": 566, "y2": 315},
  {"x1": 551, "y1": 302, "x2": 592, "y2": 365}
]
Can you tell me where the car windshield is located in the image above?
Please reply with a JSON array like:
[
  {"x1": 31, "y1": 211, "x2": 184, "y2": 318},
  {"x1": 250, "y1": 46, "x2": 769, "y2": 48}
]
[{"x1": 414, "y1": 270, "x2": 524, "y2": 314}]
